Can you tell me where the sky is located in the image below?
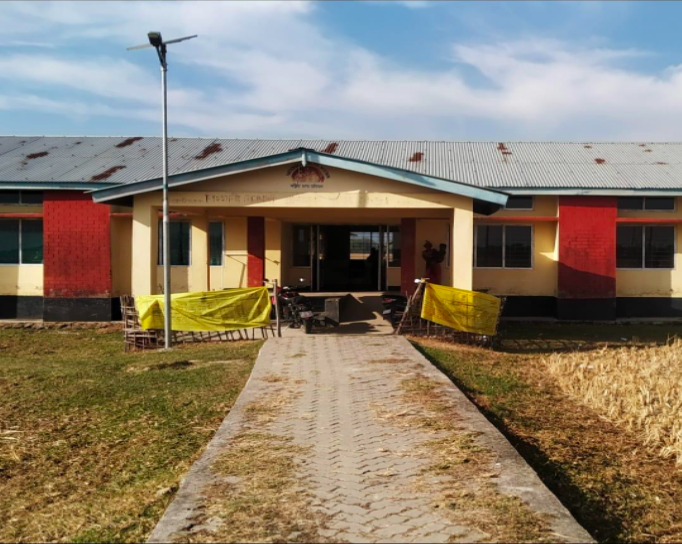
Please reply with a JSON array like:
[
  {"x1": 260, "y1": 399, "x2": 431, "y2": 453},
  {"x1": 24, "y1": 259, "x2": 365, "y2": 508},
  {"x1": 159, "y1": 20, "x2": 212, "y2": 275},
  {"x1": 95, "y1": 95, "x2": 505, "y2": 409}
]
[{"x1": 2, "y1": 1, "x2": 682, "y2": 141}]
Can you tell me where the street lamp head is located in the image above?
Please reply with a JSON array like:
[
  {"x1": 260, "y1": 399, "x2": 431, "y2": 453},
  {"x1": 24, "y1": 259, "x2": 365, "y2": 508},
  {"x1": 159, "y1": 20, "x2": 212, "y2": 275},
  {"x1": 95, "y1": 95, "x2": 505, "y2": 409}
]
[{"x1": 147, "y1": 32, "x2": 163, "y2": 47}]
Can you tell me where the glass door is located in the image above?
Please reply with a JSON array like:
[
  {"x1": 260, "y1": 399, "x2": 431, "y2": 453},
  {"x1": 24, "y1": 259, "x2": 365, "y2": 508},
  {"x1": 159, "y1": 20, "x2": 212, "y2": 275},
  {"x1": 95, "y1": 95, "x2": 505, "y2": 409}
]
[{"x1": 315, "y1": 225, "x2": 385, "y2": 291}]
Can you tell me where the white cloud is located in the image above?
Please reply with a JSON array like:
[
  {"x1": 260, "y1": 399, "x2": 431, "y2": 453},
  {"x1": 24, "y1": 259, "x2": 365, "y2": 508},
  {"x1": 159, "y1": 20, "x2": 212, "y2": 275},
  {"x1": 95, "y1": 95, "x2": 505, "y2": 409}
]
[{"x1": 1, "y1": 2, "x2": 682, "y2": 139}]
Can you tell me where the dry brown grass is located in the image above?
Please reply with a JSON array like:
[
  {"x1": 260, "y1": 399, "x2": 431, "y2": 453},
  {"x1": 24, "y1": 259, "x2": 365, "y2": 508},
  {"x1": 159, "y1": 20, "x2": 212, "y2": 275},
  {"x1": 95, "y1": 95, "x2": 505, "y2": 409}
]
[
  {"x1": 416, "y1": 337, "x2": 682, "y2": 543},
  {"x1": 372, "y1": 366, "x2": 554, "y2": 543},
  {"x1": 543, "y1": 341, "x2": 682, "y2": 464},
  {"x1": 188, "y1": 378, "x2": 333, "y2": 543}
]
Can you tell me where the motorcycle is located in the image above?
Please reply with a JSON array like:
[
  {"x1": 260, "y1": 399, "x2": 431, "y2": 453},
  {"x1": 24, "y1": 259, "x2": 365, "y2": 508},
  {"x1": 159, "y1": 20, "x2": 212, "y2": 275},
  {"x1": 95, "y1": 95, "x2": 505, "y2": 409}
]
[
  {"x1": 280, "y1": 293, "x2": 315, "y2": 333},
  {"x1": 272, "y1": 280, "x2": 315, "y2": 334}
]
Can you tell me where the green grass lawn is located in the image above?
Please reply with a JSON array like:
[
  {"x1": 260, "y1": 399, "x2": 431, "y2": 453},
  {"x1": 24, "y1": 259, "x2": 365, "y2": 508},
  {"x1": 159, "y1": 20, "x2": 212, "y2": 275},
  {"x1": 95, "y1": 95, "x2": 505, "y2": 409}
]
[
  {"x1": 415, "y1": 335, "x2": 682, "y2": 544},
  {"x1": 0, "y1": 328, "x2": 261, "y2": 543}
]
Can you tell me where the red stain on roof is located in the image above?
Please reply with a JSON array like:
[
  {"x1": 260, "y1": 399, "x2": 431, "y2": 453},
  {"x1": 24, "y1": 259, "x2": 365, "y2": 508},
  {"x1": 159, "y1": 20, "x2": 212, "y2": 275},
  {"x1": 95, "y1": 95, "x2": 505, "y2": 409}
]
[
  {"x1": 644, "y1": 149, "x2": 653, "y2": 152},
  {"x1": 639, "y1": 143, "x2": 647, "y2": 147},
  {"x1": 115, "y1": 137, "x2": 143, "y2": 149},
  {"x1": 656, "y1": 161, "x2": 668, "y2": 165},
  {"x1": 584, "y1": 145, "x2": 592, "y2": 149},
  {"x1": 25, "y1": 151, "x2": 49, "y2": 160},
  {"x1": 322, "y1": 142, "x2": 339, "y2": 154},
  {"x1": 91, "y1": 165, "x2": 126, "y2": 181},
  {"x1": 497, "y1": 143, "x2": 508, "y2": 151},
  {"x1": 409, "y1": 151, "x2": 424, "y2": 162},
  {"x1": 195, "y1": 142, "x2": 222, "y2": 160},
  {"x1": 595, "y1": 158, "x2": 606, "y2": 164}
]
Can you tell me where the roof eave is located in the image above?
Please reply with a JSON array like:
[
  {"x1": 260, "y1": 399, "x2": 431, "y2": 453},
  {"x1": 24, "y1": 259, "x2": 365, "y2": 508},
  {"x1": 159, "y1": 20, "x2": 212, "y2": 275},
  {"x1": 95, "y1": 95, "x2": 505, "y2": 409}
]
[
  {"x1": 90, "y1": 148, "x2": 509, "y2": 207},
  {"x1": 502, "y1": 187, "x2": 682, "y2": 196},
  {"x1": 0, "y1": 181, "x2": 117, "y2": 190}
]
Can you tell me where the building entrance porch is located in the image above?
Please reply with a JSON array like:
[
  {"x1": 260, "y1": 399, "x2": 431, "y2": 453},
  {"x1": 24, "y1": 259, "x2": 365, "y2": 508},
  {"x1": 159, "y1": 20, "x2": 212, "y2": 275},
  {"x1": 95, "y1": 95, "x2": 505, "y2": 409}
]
[
  {"x1": 294, "y1": 224, "x2": 400, "y2": 292},
  {"x1": 130, "y1": 200, "x2": 475, "y2": 300}
]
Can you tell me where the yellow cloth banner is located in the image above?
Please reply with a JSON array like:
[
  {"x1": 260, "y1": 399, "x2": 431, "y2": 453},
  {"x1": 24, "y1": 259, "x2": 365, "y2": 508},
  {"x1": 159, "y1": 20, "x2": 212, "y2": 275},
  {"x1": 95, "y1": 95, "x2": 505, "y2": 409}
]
[
  {"x1": 421, "y1": 283, "x2": 501, "y2": 336},
  {"x1": 135, "y1": 287, "x2": 271, "y2": 332}
]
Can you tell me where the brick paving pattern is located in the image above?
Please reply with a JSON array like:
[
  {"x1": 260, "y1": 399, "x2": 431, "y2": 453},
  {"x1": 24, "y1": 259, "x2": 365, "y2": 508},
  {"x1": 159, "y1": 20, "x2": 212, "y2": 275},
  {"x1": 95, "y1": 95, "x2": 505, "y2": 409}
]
[{"x1": 149, "y1": 336, "x2": 592, "y2": 543}]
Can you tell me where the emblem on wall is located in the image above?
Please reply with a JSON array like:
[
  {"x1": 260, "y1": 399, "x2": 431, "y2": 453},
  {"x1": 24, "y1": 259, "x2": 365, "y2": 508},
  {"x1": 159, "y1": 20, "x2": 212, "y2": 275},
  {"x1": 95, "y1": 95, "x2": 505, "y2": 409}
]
[{"x1": 286, "y1": 164, "x2": 330, "y2": 189}]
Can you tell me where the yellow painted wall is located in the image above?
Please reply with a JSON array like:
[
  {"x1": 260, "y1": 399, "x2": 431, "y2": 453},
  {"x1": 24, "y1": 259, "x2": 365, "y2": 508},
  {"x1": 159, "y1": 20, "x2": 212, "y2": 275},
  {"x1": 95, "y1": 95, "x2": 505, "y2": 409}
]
[
  {"x1": 616, "y1": 196, "x2": 682, "y2": 296},
  {"x1": 473, "y1": 222, "x2": 558, "y2": 296},
  {"x1": 0, "y1": 204, "x2": 44, "y2": 296},
  {"x1": 616, "y1": 197, "x2": 682, "y2": 297},
  {"x1": 131, "y1": 165, "x2": 478, "y2": 293},
  {"x1": 207, "y1": 218, "x2": 248, "y2": 291},
  {"x1": 153, "y1": 216, "x2": 209, "y2": 294},
  {"x1": 223, "y1": 217, "x2": 248, "y2": 289},
  {"x1": 131, "y1": 193, "x2": 158, "y2": 296},
  {"x1": 168, "y1": 164, "x2": 467, "y2": 211},
  {"x1": 265, "y1": 219, "x2": 282, "y2": 284},
  {"x1": 0, "y1": 265, "x2": 43, "y2": 296},
  {"x1": 0, "y1": 205, "x2": 42, "y2": 214},
  {"x1": 450, "y1": 199, "x2": 474, "y2": 290},
  {"x1": 415, "y1": 219, "x2": 451, "y2": 286},
  {"x1": 472, "y1": 197, "x2": 558, "y2": 296},
  {"x1": 111, "y1": 216, "x2": 132, "y2": 296}
]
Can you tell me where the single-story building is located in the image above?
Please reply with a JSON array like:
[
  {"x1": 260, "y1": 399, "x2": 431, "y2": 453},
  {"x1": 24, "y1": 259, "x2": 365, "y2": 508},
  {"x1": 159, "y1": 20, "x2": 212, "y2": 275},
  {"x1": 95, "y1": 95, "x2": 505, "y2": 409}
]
[{"x1": 2, "y1": 136, "x2": 682, "y2": 322}]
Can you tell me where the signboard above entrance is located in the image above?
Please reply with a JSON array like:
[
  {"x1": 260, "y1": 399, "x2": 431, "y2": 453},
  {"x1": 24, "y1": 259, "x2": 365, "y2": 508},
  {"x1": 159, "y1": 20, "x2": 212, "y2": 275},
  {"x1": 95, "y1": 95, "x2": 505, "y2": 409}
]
[{"x1": 287, "y1": 164, "x2": 330, "y2": 190}]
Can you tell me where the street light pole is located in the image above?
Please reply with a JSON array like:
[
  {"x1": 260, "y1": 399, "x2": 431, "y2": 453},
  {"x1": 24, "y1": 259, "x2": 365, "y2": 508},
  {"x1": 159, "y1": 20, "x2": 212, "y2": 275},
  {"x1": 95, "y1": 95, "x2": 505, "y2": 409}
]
[
  {"x1": 128, "y1": 32, "x2": 197, "y2": 350},
  {"x1": 159, "y1": 45, "x2": 171, "y2": 350}
]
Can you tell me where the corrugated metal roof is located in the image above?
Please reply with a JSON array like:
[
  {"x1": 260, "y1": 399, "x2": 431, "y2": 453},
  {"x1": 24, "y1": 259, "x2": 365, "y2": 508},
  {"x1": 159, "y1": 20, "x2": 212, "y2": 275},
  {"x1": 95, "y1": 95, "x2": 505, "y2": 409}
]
[{"x1": 2, "y1": 136, "x2": 682, "y2": 190}]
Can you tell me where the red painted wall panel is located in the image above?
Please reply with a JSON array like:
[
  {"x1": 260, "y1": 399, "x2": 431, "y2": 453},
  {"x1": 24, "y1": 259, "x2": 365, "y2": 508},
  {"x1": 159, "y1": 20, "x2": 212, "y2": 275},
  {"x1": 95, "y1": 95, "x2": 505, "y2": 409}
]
[
  {"x1": 558, "y1": 196, "x2": 616, "y2": 299},
  {"x1": 400, "y1": 218, "x2": 417, "y2": 296},
  {"x1": 247, "y1": 216, "x2": 265, "y2": 288},
  {"x1": 43, "y1": 191, "x2": 112, "y2": 298}
]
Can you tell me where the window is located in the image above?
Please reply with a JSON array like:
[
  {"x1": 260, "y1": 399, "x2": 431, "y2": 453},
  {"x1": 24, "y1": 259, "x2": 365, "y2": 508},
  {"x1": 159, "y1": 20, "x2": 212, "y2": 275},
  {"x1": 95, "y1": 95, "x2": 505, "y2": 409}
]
[
  {"x1": 0, "y1": 191, "x2": 43, "y2": 205},
  {"x1": 21, "y1": 192, "x2": 43, "y2": 205},
  {"x1": 158, "y1": 220, "x2": 191, "y2": 266},
  {"x1": 0, "y1": 219, "x2": 43, "y2": 264},
  {"x1": 292, "y1": 225, "x2": 311, "y2": 267},
  {"x1": 617, "y1": 225, "x2": 675, "y2": 269},
  {"x1": 0, "y1": 191, "x2": 20, "y2": 205},
  {"x1": 209, "y1": 222, "x2": 224, "y2": 266},
  {"x1": 617, "y1": 197, "x2": 675, "y2": 211},
  {"x1": 349, "y1": 231, "x2": 380, "y2": 260},
  {"x1": 387, "y1": 226, "x2": 401, "y2": 268},
  {"x1": 475, "y1": 225, "x2": 532, "y2": 268},
  {"x1": 504, "y1": 196, "x2": 534, "y2": 210}
]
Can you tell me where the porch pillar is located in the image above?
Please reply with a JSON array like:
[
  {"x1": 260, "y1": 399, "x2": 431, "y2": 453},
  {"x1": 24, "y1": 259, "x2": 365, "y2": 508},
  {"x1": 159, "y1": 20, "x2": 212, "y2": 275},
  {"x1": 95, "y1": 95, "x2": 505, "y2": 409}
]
[
  {"x1": 400, "y1": 218, "x2": 416, "y2": 296},
  {"x1": 265, "y1": 218, "x2": 282, "y2": 285},
  {"x1": 131, "y1": 193, "x2": 158, "y2": 296},
  {"x1": 191, "y1": 215, "x2": 209, "y2": 292},
  {"x1": 450, "y1": 203, "x2": 473, "y2": 290},
  {"x1": 247, "y1": 216, "x2": 265, "y2": 287}
]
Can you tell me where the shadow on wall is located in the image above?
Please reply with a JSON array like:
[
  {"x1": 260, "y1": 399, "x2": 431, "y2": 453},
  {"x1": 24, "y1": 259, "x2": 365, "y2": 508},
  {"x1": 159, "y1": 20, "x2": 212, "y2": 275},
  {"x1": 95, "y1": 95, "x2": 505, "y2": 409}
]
[
  {"x1": 156, "y1": 267, "x2": 190, "y2": 294},
  {"x1": 558, "y1": 263, "x2": 618, "y2": 299},
  {"x1": 0, "y1": 266, "x2": 43, "y2": 319},
  {"x1": 226, "y1": 255, "x2": 246, "y2": 288}
]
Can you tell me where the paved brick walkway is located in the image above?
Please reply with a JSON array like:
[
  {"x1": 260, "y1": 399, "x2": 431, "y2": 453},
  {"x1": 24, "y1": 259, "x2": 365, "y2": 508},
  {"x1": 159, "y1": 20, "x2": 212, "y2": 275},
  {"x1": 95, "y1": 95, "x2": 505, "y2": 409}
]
[{"x1": 149, "y1": 336, "x2": 592, "y2": 543}]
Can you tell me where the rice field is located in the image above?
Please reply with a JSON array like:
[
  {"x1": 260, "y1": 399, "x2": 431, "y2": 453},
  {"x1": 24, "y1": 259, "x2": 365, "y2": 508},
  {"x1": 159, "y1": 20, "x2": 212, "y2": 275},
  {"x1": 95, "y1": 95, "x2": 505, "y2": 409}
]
[{"x1": 543, "y1": 341, "x2": 682, "y2": 464}]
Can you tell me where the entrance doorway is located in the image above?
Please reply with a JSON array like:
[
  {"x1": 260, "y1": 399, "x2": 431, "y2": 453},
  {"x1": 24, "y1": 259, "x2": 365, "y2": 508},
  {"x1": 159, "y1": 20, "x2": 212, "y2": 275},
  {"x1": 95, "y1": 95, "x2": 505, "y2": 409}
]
[
  {"x1": 292, "y1": 224, "x2": 399, "y2": 292},
  {"x1": 317, "y1": 225, "x2": 384, "y2": 291}
]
